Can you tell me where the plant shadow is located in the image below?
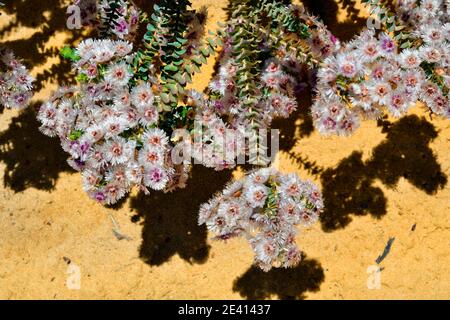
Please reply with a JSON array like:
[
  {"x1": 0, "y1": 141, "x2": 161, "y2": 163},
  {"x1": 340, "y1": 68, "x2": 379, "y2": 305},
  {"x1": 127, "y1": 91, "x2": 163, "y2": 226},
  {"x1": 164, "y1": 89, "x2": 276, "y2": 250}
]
[
  {"x1": 129, "y1": 165, "x2": 233, "y2": 266},
  {"x1": 320, "y1": 115, "x2": 447, "y2": 231},
  {"x1": 0, "y1": 103, "x2": 73, "y2": 192},
  {"x1": 0, "y1": 0, "x2": 86, "y2": 94},
  {"x1": 233, "y1": 254, "x2": 325, "y2": 300},
  {"x1": 303, "y1": 0, "x2": 367, "y2": 42}
]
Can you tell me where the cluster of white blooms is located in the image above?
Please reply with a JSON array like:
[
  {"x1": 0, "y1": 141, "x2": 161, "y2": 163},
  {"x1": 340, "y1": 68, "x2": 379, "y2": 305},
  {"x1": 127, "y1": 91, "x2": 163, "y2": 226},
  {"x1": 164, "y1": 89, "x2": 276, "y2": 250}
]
[
  {"x1": 206, "y1": 3, "x2": 339, "y2": 132},
  {"x1": 293, "y1": 5, "x2": 340, "y2": 61},
  {"x1": 209, "y1": 58, "x2": 301, "y2": 129},
  {"x1": 190, "y1": 104, "x2": 246, "y2": 171},
  {"x1": 199, "y1": 168, "x2": 324, "y2": 271},
  {"x1": 313, "y1": 0, "x2": 449, "y2": 136},
  {"x1": 395, "y1": 0, "x2": 449, "y2": 27},
  {"x1": 37, "y1": 39, "x2": 178, "y2": 204},
  {"x1": 0, "y1": 48, "x2": 34, "y2": 110}
]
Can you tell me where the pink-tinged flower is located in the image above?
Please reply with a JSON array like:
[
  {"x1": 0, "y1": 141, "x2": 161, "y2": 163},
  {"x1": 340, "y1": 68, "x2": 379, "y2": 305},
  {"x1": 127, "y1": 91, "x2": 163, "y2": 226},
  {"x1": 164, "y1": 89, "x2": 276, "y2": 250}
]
[
  {"x1": 337, "y1": 54, "x2": 360, "y2": 78},
  {"x1": 94, "y1": 191, "x2": 106, "y2": 203},
  {"x1": 91, "y1": 39, "x2": 116, "y2": 63},
  {"x1": 421, "y1": 82, "x2": 440, "y2": 100},
  {"x1": 131, "y1": 82, "x2": 154, "y2": 108},
  {"x1": 388, "y1": 92, "x2": 409, "y2": 117},
  {"x1": 261, "y1": 71, "x2": 280, "y2": 89},
  {"x1": 141, "y1": 128, "x2": 169, "y2": 151},
  {"x1": 143, "y1": 165, "x2": 169, "y2": 190},
  {"x1": 245, "y1": 184, "x2": 269, "y2": 208},
  {"x1": 104, "y1": 183, "x2": 127, "y2": 204},
  {"x1": 104, "y1": 137, "x2": 135, "y2": 165},
  {"x1": 114, "y1": 40, "x2": 133, "y2": 56},
  {"x1": 419, "y1": 45, "x2": 442, "y2": 63},
  {"x1": 380, "y1": 34, "x2": 396, "y2": 55},
  {"x1": 115, "y1": 18, "x2": 129, "y2": 36},
  {"x1": 82, "y1": 169, "x2": 102, "y2": 192},
  {"x1": 104, "y1": 62, "x2": 131, "y2": 86},
  {"x1": 368, "y1": 81, "x2": 392, "y2": 105},
  {"x1": 359, "y1": 40, "x2": 380, "y2": 62},
  {"x1": 398, "y1": 49, "x2": 422, "y2": 68},
  {"x1": 125, "y1": 162, "x2": 143, "y2": 185},
  {"x1": 265, "y1": 61, "x2": 281, "y2": 73},
  {"x1": 103, "y1": 116, "x2": 129, "y2": 139},
  {"x1": 420, "y1": 25, "x2": 445, "y2": 44},
  {"x1": 84, "y1": 63, "x2": 98, "y2": 79},
  {"x1": 138, "y1": 147, "x2": 165, "y2": 167},
  {"x1": 283, "y1": 246, "x2": 302, "y2": 268},
  {"x1": 339, "y1": 115, "x2": 359, "y2": 136},
  {"x1": 138, "y1": 105, "x2": 159, "y2": 126},
  {"x1": 76, "y1": 39, "x2": 95, "y2": 61}
]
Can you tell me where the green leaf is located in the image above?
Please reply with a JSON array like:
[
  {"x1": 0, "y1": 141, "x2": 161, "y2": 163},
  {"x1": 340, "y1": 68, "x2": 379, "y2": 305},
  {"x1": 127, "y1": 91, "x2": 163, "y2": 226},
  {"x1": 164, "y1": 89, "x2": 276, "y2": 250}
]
[
  {"x1": 69, "y1": 130, "x2": 83, "y2": 141},
  {"x1": 200, "y1": 47, "x2": 210, "y2": 57},
  {"x1": 400, "y1": 41, "x2": 411, "y2": 49},
  {"x1": 60, "y1": 46, "x2": 80, "y2": 62},
  {"x1": 166, "y1": 83, "x2": 178, "y2": 94},
  {"x1": 168, "y1": 41, "x2": 182, "y2": 48},
  {"x1": 207, "y1": 37, "x2": 216, "y2": 49},
  {"x1": 160, "y1": 93, "x2": 170, "y2": 104},
  {"x1": 174, "y1": 73, "x2": 186, "y2": 85},
  {"x1": 76, "y1": 73, "x2": 89, "y2": 83},
  {"x1": 151, "y1": 13, "x2": 159, "y2": 22},
  {"x1": 164, "y1": 64, "x2": 178, "y2": 72},
  {"x1": 175, "y1": 49, "x2": 187, "y2": 56},
  {"x1": 184, "y1": 64, "x2": 193, "y2": 75}
]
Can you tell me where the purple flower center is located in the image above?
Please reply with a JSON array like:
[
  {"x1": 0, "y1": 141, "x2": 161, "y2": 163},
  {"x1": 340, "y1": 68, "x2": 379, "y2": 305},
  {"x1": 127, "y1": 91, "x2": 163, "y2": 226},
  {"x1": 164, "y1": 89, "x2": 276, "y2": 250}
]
[
  {"x1": 381, "y1": 38, "x2": 395, "y2": 52},
  {"x1": 95, "y1": 192, "x2": 106, "y2": 202},
  {"x1": 150, "y1": 169, "x2": 163, "y2": 182}
]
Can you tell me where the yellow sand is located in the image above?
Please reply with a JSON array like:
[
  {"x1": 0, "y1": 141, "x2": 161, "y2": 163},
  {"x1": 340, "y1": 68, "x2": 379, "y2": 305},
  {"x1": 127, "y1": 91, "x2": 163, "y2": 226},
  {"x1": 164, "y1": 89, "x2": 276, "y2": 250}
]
[{"x1": 0, "y1": 0, "x2": 449, "y2": 299}]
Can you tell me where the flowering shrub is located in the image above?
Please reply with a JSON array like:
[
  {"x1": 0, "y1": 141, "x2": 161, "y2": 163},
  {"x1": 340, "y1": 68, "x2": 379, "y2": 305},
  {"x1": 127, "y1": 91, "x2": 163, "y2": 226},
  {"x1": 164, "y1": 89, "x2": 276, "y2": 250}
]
[
  {"x1": 208, "y1": 1, "x2": 338, "y2": 131},
  {"x1": 0, "y1": 48, "x2": 34, "y2": 110},
  {"x1": 199, "y1": 167, "x2": 323, "y2": 271},
  {"x1": 37, "y1": 1, "x2": 222, "y2": 204},
  {"x1": 32, "y1": 0, "x2": 449, "y2": 271},
  {"x1": 312, "y1": 0, "x2": 449, "y2": 136}
]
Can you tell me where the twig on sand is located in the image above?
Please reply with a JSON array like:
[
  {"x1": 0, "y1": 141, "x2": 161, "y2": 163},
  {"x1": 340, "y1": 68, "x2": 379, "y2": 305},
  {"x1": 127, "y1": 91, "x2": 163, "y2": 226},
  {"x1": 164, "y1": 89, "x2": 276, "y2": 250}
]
[
  {"x1": 108, "y1": 213, "x2": 132, "y2": 241},
  {"x1": 376, "y1": 237, "x2": 395, "y2": 265}
]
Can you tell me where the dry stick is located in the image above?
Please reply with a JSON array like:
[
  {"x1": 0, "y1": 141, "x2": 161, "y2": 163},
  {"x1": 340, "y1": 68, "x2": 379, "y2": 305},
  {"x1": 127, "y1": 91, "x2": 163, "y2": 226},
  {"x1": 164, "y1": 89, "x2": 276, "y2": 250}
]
[{"x1": 108, "y1": 213, "x2": 132, "y2": 241}]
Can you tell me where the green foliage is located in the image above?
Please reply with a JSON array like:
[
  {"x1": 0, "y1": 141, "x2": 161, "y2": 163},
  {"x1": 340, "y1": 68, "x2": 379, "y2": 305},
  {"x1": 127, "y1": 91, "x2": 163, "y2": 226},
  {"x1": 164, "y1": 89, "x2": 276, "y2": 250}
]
[
  {"x1": 60, "y1": 46, "x2": 80, "y2": 62},
  {"x1": 263, "y1": 179, "x2": 279, "y2": 218},
  {"x1": 261, "y1": 0, "x2": 310, "y2": 37},
  {"x1": 132, "y1": 0, "x2": 221, "y2": 129},
  {"x1": 69, "y1": 129, "x2": 84, "y2": 141}
]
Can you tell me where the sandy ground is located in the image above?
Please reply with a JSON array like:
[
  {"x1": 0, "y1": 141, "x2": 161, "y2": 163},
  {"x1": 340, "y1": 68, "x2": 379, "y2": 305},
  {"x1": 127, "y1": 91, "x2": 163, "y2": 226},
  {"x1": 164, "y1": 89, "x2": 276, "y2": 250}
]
[{"x1": 0, "y1": 0, "x2": 449, "y2": 300}]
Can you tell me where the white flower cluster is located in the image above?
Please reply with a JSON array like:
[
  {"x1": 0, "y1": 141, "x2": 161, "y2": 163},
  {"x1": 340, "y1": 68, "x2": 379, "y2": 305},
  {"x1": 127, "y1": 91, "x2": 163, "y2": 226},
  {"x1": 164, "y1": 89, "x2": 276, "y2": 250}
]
[
  {"x1": 37, "y1": 39, "x2": 177, "y2": 204},
  {"x1": 313, "y1": 0, "x2": 449, "y2": 136},
  {"x1": 199, "y1": 168, "x2": 324, "y2": 271},
  {"x1": 190, "y1": 105, "x2": 246, "y2": 171},
  {"x1": 208, "y1": 56, "x2": 302, "y2": 132},
  {"x1": 0, "y1": 48, "x2": 34, "y2": 110}
]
